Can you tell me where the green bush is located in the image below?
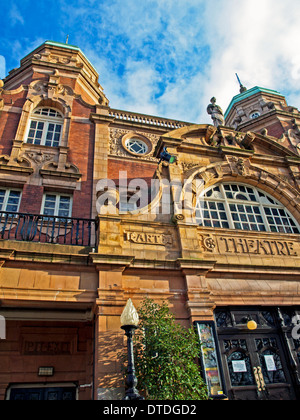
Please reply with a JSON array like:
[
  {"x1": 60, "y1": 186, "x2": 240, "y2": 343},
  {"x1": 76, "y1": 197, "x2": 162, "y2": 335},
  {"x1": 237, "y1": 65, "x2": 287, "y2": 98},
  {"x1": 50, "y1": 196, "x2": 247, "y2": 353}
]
[{"x1": 132, "y1": 298, "x2": 208, "y2": 400}]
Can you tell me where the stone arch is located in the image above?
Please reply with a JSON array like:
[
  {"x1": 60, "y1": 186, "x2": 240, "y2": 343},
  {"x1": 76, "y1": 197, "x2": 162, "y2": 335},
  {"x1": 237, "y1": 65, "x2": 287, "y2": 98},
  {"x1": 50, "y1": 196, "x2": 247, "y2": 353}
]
[
  {"x1": 15, "y1": 95, "x2": 72, "y2": 147},
  {"x1": 179, "y1": 160, "x2": 300, "y2": 226}
]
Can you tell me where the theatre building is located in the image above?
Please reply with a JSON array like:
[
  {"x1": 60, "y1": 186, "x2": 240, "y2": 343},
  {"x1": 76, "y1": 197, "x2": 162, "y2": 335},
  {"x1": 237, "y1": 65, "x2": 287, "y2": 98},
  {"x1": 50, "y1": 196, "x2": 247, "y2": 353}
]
[{"x1": 0, "y1": 41, "x2": 300, "y2": 400}]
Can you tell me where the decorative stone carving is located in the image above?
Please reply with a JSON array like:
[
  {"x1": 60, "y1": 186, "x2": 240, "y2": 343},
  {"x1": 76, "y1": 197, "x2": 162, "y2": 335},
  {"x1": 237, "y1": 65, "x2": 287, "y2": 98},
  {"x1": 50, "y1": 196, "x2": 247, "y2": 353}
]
[
  {"x1": 198, "y1": 233, "x2": 216, "y2": 253},
  {"x1": 30, "y1": 79, "x2": 74, "y2": 100},
  {"x1": 26, "y1": 151, "x2": 55, "y2": 166},
  {"x1": 40, "y1": 160, "x2": 80, "y2": 177},
  {"x1": 181, "y1": 162, "x2": 200, "y2": 172},
  {"x1": 227, "y1": 156, "x2": 250, "y2": 177},
  {"x1": 196, "y1": 163, "x2": 224, "y2": 183},
  {"x1": 33, "y1": 51, "x2": 82, "y2": 69},
  {"x1": 172, "y1": 214, "x2": 185, "y2": 222},
  {"x1": 0, "y1": 151, "x2": 33, "y2": 178},
  {"x1": 109, "y1": 128, "x2": 160, "y2": 161}
]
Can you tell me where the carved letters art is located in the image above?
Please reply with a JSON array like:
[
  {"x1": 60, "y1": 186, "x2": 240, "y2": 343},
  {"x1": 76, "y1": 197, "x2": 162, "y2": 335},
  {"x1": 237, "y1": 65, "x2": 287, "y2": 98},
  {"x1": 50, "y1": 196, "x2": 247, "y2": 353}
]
[{"x1": 125, "y1": 231, "x2": 173, "y2": 246}]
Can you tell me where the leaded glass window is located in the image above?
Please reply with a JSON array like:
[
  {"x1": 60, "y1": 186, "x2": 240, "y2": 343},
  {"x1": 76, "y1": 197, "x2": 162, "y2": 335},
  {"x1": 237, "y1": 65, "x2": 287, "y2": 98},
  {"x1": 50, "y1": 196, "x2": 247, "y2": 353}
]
[
  {"x1": 125, "y1": 138, "x2": 148, "y2": 155},
  {"x1": 195, "y1": 183, "x2": 300, "y2": 234},
  {"x1": 224, "y1": 339, "x2": 255, "y2": 387}
]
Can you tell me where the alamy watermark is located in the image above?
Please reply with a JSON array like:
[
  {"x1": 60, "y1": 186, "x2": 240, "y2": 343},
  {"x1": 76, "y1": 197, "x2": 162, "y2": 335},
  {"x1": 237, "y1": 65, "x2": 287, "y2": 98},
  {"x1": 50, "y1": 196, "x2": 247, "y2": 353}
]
[
  {"x1": 292, "y1": 315, "x2": 300, "y2": 340},
  {"x1": 95, "y1": 171, "x2": 205, "y2": 222},
  {"x1": 0, "y1": 55, "x2": 6, "y2": 79}
]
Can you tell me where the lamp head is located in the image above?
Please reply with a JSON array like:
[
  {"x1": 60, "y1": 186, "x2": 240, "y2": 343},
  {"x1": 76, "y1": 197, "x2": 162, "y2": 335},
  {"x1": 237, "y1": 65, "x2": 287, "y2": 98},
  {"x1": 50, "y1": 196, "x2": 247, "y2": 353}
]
[
  {"x1": 247, "y1": 320, "x2": 258, "y2": 330},
  {"x1": 159, "y1": 147, "x2": 177, "y2": 164},
  {"x1": 121, "y1": 298, "x2": 139, "y2": 327}
]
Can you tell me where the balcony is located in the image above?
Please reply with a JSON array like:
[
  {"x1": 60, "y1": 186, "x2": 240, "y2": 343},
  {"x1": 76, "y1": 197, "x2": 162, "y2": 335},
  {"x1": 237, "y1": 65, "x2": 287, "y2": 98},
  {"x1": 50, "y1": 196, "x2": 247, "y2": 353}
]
[{"x1": 0, "y1": 211, "x2": 98, "y2": 248}]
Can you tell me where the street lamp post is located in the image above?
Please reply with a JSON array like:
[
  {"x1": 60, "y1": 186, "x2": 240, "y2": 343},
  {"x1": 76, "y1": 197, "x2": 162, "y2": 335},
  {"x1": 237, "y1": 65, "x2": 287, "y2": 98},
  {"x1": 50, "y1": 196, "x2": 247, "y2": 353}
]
[{"x1": 121, "y1": 299, "x2": 144, "y2": 400}]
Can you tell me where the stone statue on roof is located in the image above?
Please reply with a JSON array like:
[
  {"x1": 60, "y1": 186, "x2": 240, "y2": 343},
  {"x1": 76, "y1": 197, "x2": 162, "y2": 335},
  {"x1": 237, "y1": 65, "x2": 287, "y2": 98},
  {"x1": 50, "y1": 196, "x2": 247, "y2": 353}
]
[{"x1": 207, "y1": 97, "x2": 225, "y2": 128}]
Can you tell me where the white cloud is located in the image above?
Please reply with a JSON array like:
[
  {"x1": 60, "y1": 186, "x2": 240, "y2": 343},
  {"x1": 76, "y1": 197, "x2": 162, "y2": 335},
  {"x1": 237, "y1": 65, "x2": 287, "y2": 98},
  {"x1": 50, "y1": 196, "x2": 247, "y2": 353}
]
[
  {"x1": 58, "y1": 0, "x2": 300, "y2": 124},
  {"x1": 197, "y1": 0, "x2": 300, "y2": 122},
  {"x1": 9, "y1": 3, "x2": 24, "y2": 26}
]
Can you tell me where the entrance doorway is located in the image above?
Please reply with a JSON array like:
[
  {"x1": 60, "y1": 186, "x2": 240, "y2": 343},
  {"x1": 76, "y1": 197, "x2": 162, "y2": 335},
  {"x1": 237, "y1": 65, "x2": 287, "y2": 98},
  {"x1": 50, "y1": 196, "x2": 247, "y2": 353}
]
[{"x1": 215, "y1": 307, "x2": 300, "y2": 400}]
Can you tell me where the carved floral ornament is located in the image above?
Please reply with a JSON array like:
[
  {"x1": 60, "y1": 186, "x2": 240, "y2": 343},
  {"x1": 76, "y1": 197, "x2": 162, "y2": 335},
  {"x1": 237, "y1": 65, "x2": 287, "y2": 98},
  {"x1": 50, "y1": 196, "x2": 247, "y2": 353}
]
[{"x1": 25, "y1": 151, "x2": 55, "y2": 166}]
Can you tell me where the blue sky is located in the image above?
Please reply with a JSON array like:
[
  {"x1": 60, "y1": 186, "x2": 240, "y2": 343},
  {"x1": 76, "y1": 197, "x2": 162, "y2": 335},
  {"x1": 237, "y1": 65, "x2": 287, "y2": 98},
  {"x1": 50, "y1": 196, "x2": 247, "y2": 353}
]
[{"x1": 1, "y1": 0, "x2": 300, "y2": 123}]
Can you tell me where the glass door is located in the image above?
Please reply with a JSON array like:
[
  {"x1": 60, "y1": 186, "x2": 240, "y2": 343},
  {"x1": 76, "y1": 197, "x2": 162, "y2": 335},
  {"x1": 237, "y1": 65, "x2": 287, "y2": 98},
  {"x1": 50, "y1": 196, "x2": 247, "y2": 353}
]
[
  {"x1": 219, "y1": 333, "x2": 294, "y2": 400},
  {"x1": 215, "y1": 308, "x2": 298, "y2": 400}
]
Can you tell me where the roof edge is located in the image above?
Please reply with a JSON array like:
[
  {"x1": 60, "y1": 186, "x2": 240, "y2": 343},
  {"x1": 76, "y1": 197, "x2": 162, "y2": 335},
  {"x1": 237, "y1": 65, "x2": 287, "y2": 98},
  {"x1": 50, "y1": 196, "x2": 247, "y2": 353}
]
[{"x1": 224, "y1": 86, "x2": 284, "y2": 119}]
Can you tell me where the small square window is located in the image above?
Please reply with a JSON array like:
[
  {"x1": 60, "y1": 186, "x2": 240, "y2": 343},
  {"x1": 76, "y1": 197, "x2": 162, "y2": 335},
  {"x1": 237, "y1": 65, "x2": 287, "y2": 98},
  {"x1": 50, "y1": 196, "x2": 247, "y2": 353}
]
[{"x1": 42, "y1": 194, "x2": 72, "y2": 219}]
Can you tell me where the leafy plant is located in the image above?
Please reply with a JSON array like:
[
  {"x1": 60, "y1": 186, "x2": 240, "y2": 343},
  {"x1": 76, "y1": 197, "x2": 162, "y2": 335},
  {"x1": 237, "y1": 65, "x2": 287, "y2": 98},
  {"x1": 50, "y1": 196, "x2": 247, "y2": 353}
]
[{"x1": 132, "y1": 298, "x2": 208, "y2": 400}]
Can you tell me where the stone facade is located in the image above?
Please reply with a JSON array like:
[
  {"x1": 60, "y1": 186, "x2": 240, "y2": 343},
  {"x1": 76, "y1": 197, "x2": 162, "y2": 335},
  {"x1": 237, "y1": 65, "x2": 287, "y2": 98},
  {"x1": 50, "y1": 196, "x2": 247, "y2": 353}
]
[{"x1": 0, "y1": 41, "x2": 300, "y2": 400}]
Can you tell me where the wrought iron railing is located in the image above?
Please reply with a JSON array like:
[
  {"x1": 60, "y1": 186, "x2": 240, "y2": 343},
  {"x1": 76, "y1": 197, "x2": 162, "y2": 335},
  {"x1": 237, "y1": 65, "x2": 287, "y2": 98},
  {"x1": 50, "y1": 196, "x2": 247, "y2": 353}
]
[{"x1": 0, "y1": 211, "x2": 98, "y2": 248}]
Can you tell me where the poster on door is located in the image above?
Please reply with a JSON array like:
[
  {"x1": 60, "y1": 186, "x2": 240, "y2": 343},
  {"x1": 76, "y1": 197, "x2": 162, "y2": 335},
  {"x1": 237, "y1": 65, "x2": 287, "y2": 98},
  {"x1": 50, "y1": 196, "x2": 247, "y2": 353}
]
[
  {"x1": 196, "y1": 322, "x2": 226, "y2": 399},
  {"x1": 264, "y1": 355, "x2": 277, "y2": 372},
  {"x1": 232, "y1": 360, "x2": 247, "y2": 373}
]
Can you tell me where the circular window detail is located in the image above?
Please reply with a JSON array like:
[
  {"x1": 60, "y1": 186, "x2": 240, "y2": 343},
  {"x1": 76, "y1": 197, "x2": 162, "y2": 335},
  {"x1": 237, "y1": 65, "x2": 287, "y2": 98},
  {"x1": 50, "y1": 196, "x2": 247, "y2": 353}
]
[
  {"x1": 124, "y1": 137, "x2": 150, "y2": 156},
  {"x1": 250, "y1": 111, "x2": 261, "y2": 119}
]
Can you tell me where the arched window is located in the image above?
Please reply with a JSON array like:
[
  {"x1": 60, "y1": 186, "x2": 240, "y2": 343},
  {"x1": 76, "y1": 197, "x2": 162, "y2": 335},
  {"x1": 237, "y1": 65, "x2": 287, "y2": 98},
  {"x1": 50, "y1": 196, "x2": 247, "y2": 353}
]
[
  {"x1": 26, "y1": 107, "x2": 63, "y2": 147},
  {"x1": 195, "y1": 183, "x2": 300, "y2": 234}
]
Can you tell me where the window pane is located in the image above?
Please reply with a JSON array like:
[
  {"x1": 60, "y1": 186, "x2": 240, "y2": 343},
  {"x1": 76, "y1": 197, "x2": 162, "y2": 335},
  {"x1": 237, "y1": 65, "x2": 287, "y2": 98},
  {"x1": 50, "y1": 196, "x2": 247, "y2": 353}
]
[
  {"x1": 0, "y1": 190, "x2": 5, "y2": 208},
  {"x1": 43, "y1": 195, "x2": 56, "y2": 215},
  {"x1": 198, "y1": 183, "x2": 299, "y2": 234},
  {"x1": 58, "y1": 196, "x2": 71, "y2": 217},
  {"x1": 1, "y1": 190, "x2": 21, "y2": 212},
  {"x1": 27, "y1": 121, "x2": 45, "y2": 145},
  {"x1": 45, "y1": 123, "x2": 62, "y2": 147}
]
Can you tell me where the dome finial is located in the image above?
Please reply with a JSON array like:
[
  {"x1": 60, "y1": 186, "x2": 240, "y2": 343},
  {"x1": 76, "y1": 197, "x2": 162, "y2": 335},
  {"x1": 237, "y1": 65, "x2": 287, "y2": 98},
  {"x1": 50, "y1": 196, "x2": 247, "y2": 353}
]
[{"x1": 235, "y1": 73, "x2": 247, "y2": 93}]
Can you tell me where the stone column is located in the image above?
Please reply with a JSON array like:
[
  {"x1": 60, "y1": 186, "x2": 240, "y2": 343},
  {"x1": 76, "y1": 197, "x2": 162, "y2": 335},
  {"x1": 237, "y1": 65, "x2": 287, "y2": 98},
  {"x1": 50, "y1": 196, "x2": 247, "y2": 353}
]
[
  {"x1": 90, "y1": 107, "x2": 114, "y2": 220},
  {"x1": 92, "y1": 255, "x2": 134, "y2": 400},
  {"x1": 178, "y1": 260, "x2": 216, "y2": 323}
]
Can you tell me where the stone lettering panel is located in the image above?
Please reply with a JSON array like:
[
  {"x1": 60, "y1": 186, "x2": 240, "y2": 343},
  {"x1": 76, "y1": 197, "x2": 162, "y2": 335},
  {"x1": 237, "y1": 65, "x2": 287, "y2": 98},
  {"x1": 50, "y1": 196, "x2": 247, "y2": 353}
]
[
  {"x1": 197, "y1": 228, "x2": 300, "y2": 257},
  {"x1": 125, "y1": 231, "x2": 173, "y2": 246},
  {"x1": 218, "y1": 237, "x2": 298, "y2": 257}
]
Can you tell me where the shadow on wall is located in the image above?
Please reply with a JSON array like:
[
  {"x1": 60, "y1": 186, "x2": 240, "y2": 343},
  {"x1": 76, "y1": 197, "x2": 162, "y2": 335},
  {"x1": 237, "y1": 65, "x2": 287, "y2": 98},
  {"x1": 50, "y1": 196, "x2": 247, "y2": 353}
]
[{"x1": 96, "y1": 329, "x2": 125, "y2": 400}]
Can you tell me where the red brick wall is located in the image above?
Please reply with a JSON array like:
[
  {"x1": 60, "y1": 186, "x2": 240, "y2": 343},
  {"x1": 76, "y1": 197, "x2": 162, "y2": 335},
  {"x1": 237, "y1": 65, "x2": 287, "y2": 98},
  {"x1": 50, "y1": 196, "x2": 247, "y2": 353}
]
[
  {"x1": 0, "y1": 111, "x2": 21, "y2": 155},
  {"x1": 0, "y1": 320, "x2": 94, "y2": 400},
  {"x1": 265, "y1": 120, "x2": 285, "y2": 138},
  {"x1": 68, "y1": 116, "x2": 95, "y2": 219},
  {"x1": 108, "y1": 158, "x2": 157, "y2": 186},
  {"x1": 19, "y1": 185, "x2": 44, "y2": 214}
]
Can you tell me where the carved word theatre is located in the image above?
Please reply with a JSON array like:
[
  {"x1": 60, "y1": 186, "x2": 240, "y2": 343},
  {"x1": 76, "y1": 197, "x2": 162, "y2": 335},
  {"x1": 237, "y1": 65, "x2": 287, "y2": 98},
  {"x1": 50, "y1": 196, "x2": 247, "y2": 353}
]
[{"x1": 219, "y1": 237, "x2": 298, "y2": 257}]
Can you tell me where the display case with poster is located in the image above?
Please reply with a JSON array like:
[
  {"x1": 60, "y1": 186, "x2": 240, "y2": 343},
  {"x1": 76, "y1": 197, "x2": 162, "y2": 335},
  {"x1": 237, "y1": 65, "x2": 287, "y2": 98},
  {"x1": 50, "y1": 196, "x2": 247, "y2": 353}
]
[{"x1": 195, "y1": 321, "x2": 227, "y2": 399}]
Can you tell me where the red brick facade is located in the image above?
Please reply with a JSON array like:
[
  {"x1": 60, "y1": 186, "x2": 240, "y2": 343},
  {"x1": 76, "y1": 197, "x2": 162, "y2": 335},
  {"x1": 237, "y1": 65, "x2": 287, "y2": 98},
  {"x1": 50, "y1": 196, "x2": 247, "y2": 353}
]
[{"x1": 1, "y1": 41, "x2": 300, "y2": 400}]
